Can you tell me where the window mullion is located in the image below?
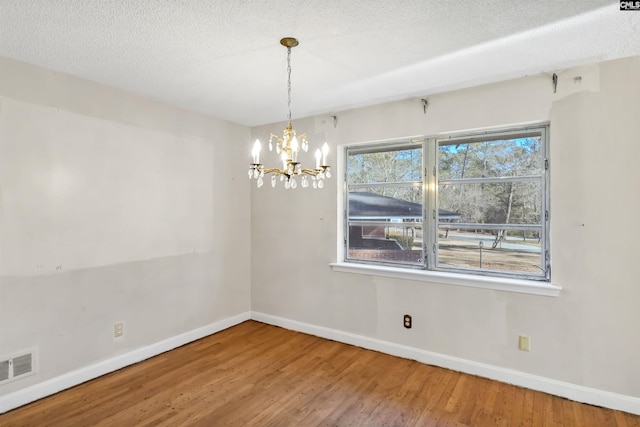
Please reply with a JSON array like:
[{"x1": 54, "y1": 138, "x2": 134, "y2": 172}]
[
  {"x1": 424, "y1": 138, "x2": 437, "y2": 270},
  {"x1": 439, "y1": 175, "x2": 543, "y2": 185},
  {"x1": 348, "y1": 181, "x2": 422, "y2": 190}
]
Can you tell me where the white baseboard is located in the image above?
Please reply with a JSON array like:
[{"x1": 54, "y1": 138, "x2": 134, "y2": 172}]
[
  {"x1": 251, "y1": 311, "x2": 640, "y2": 416},
  {"x1": 0, "y1": 311, "x2": 251, "y2": 414},
  {"x1": 3, "y1": 311, "x2": 638, "y2": 416}
]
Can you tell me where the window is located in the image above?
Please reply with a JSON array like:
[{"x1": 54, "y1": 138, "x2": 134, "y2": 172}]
[{"x1": 345, "y1": 125, "x2": 549, "y2": 281}]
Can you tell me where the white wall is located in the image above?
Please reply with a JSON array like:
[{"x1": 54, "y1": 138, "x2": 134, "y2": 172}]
[
  {"x1": 251, "y1": 56, "x2": 640, "y2": 398},
  {"x1": 0, "y1": 57, "x2": 251, "y2": 395}
]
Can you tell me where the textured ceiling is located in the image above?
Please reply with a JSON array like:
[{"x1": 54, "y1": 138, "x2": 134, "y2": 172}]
[{"x1": 1, "y1": 1, "x2": 639, "y2": 126}]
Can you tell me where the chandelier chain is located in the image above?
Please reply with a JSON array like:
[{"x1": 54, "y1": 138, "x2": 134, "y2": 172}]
[{"x1": 287, "y1": 46, "x2": 292, "y2": 124}]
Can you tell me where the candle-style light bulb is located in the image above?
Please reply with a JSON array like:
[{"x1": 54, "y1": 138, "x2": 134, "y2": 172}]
[
  {"x1": 252, "y1": 139, "x2": 261, "y2": 164},
  {"x1": 321, "y1": 142, "x2": 329, "y2": 166},
  {"x1": 291, "y1": 136, "x2": 299, "y2": 162}
]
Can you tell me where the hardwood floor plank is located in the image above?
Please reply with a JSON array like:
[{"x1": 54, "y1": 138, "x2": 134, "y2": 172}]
[
  {"x1": 387, "y1": 362, "x2": 438, "y2": 425},
  {"x1": 303, "y1": 350, "x2": 392, "y2": 425},
  {"x1": 1, "y1": 321, "x2": 638, "y2": 427},
  {"x1": 627, "y1": 411, "x2": 640, "y2": 427}
]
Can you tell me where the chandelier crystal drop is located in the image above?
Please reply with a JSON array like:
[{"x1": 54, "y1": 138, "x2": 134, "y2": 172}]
[{"x1": 248, "y1": 37, "x2": 331, "y2": 189}]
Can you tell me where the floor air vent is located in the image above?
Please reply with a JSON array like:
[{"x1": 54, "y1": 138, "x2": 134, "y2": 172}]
[{"x1": 0, "y1": 350, "x2": 36, "y2": 384}]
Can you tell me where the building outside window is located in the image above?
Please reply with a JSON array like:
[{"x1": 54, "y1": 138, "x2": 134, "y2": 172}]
[{"x1": 344, "y1": 125, "x2": 549, "y2": 282}]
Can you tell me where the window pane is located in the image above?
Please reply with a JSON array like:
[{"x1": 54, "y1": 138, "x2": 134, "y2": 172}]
[
  {"x1": 348, "y1": 225, "x2": 423, "y2": 266},
  {"x1": 348, "y1": 147, "x2": 422, "y2": 184},
  {"x1": 349, "y1": 187, "x2": 423, "y2": 220},
  {"x1": 346, "y1": 142, "x2": 424, "y2": 267},
  {"x1": 438, "y1": 182, "x2": 542, "y2": 225},
  {"x1": 439, "y1": 137, "x2": 542, "y2": 180},
  {"x1": 437, "y1": 227, "x2": 543, "y2": 275}
]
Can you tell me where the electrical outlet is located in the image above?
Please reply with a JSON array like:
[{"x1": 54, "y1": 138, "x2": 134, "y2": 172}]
[
  {"x1": 403, "y1": 314, "x2": 412, "y2": 329},
  {"x1": 518, "y1": 334, "x2": 530, "y2": 351},
  {"x1": 114, "y1": 321, "x2": 124, "y2": 338}
]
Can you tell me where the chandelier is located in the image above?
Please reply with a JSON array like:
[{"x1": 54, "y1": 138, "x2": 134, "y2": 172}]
[{"x1": 249, "y1": 37, "x2": 331, "y2": 189}]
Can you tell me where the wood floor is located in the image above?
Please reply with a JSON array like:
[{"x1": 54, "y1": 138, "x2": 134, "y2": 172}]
[{"x1": 1, "y1": 321, "x2": 638, "y2": 427}]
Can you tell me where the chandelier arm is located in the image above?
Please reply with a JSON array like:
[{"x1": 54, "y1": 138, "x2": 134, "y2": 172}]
[
  {"x1": 259, "y1": 168, "x2": 327, "y2": 177},
  {"x1": 262, "y1": 167, "x2": 284, "y2": 175},
  {"x1": 303, "y1": 167, "x2": 330, "y2": 176}
]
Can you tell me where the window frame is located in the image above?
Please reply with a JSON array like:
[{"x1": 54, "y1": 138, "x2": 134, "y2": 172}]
[{"x1": 340, "y1": 124, "x2": 551, "y2": 285}]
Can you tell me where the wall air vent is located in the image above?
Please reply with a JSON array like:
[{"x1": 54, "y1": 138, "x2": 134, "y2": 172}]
[{"x1": 0, "y1": 350, "x2": 37, "y2": 384}]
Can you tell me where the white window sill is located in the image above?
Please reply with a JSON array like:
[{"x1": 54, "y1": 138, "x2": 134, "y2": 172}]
[{"x1": 329, "y1": 262, "x2": 561, "y2": 297}]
